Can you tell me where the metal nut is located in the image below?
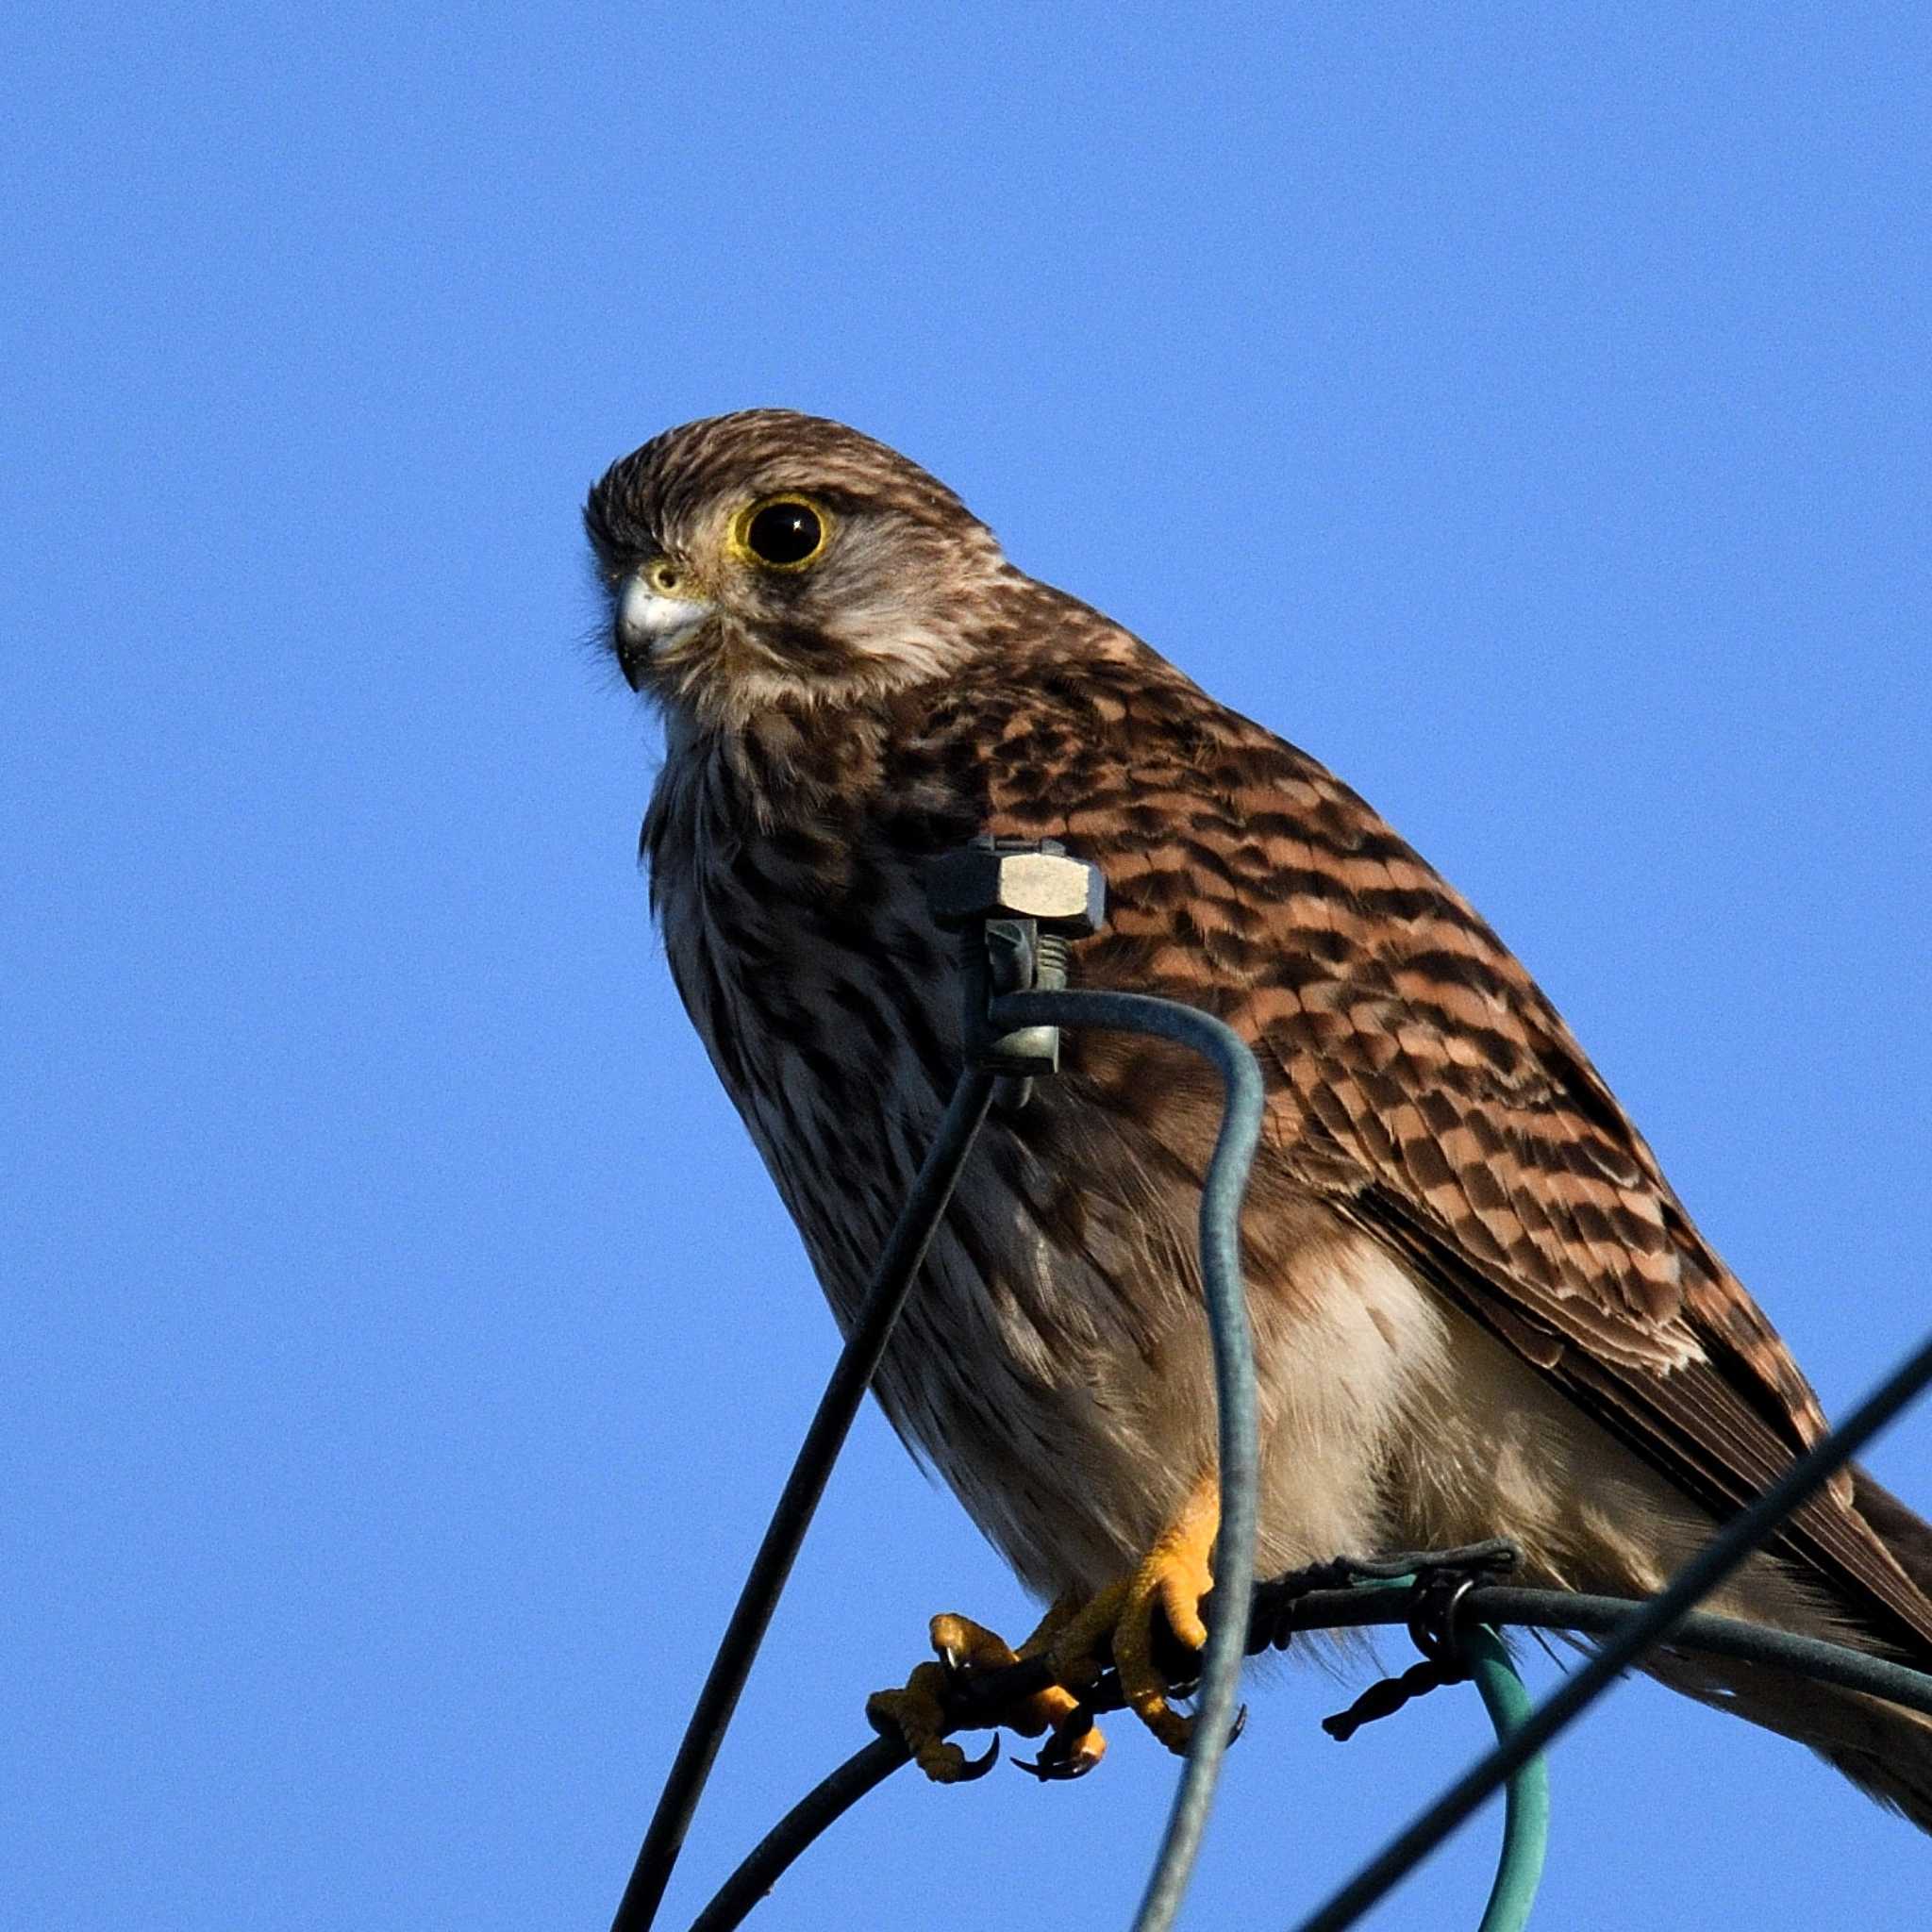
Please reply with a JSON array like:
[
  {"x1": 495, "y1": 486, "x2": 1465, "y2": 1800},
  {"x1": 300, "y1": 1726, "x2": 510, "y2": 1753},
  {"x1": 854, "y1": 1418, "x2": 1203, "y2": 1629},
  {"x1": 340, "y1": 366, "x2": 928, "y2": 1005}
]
[{"x1": 924, "y1": 840, "x2": 1107, "y2": 935}]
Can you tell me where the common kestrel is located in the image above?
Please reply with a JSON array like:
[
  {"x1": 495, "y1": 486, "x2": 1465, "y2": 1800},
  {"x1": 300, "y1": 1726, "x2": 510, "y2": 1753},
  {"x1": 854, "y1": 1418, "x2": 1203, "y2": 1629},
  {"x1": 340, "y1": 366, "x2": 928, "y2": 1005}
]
[{"x1": 587, "y1": 409, "x2": 1932, "y2": 1823}]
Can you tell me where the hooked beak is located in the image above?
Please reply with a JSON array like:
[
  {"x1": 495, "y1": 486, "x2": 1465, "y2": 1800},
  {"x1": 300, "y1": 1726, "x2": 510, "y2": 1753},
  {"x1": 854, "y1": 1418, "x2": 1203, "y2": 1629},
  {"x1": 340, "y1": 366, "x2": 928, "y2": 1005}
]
[{"x1": 615, "y1": 573, "x2": 713, "y2": 689}]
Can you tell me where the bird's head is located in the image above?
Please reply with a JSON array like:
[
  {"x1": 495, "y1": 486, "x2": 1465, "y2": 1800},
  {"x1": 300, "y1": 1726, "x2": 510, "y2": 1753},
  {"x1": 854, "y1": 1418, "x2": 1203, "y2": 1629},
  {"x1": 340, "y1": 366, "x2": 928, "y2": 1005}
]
[{"x1": 585, "y1": 410, "x2": 1011, "y2": 730}]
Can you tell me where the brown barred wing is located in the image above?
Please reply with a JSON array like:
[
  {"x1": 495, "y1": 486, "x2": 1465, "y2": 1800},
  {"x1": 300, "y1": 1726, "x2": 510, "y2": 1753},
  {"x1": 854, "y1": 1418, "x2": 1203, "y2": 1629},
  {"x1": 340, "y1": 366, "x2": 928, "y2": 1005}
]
[
  {"x1": 968, "y1": 653, "x2": 1932, "y2": 1657},
  {"x1": 1230, "y1": 751, "x2": 1932, "y2": 1657}
]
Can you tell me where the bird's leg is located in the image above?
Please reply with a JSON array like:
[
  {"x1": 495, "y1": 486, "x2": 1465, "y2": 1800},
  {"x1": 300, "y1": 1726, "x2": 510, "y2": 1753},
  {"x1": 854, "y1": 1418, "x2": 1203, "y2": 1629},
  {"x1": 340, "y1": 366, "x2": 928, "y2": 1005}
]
[
  {"x1": 1049, "y1": 1473, "x2": 1220, "y2": 1755},
  {"x1": 866, "y1": 1597, "x2": 1092, "y2": 1784},
  {"x1": 1007, "y1": 1593, "x2": 1108, "y2": 1778},
  {"x1": 868, "y1": 1474, "x2": 1222, "y2": 1781}
]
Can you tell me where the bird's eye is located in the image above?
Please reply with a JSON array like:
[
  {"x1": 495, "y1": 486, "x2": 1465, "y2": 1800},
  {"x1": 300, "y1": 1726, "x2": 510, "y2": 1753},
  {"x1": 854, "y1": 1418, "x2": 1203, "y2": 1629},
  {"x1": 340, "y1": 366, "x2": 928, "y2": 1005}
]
[{"x1": 735, "y1": 495, "x2": 828, "y2": 570}]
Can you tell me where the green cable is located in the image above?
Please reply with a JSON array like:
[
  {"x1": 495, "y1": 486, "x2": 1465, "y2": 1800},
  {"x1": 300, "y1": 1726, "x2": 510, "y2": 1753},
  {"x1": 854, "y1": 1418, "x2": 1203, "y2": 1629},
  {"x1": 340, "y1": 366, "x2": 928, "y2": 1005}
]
[
  {"x1": 1348, "y1": 1578, "x2": 1549, "y2": 1932},
  {"x1": 1461, "y1": 1624, "x2": 1550, "y2": 1932}
]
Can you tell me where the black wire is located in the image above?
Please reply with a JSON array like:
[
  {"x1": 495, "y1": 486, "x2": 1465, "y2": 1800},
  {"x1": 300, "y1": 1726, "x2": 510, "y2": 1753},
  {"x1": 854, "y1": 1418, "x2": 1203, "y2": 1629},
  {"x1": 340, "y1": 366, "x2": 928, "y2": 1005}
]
[
  {"x1": 686, "y1": 1653, "x2": 1084, "y2": 1932},
  {"x1": 1259, "y1": 1586, "x2": 1932, "y2": 1722},
  {"x1": 1287, "y1": 1324, "x2": 1932, "y2": 1932},
  {"x1": 614, "y1": 975, "x2": 1268, "y2": 1932},
  {"x1": 1471, "y1": 1589, "x2": 1932, "y2": 1718},
  {"x1": 686, "y1": 1738, "x2": 907, "y2": 1932},
  {"x1": 609, "y1": 1070, "x2": 998, "y2": 1932},
  {"x1": 680, "y1": 1574, "x2": 1932, "y2": 1932}
]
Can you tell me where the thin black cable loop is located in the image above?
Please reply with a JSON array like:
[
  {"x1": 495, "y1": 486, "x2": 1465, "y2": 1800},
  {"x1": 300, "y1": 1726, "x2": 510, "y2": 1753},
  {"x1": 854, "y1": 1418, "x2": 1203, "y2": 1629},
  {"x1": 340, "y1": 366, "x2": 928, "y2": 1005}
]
[
  {"x1": 683, "y1": 1578, "x2": 1932, "y2": 1932},
  {"x1": 991, "y1": 987, "x2": 1266, "y2": 1932},
  {"x1": 686, "y1": 1737, "x2": 906, "y2": 1932},
  {"x1": 1286, "y1": 1324, "x2": 1932, "y2": 1932},
  {"x1": 614, "y1": 973, "x2": 1265, "y2": 1932},
  {"x1": 610, "y1": 1070, "x2": 998, "y2": 1932}
]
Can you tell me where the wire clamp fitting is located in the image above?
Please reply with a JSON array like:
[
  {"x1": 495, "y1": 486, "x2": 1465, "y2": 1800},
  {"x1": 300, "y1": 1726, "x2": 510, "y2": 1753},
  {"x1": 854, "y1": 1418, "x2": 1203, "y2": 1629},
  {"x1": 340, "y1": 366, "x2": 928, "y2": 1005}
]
[
  {"x1": 1307, "y1": 1542, "x2": 1522, "y2": 1742},
  {"x1": 1406, "y1": 1562, "x2": 1495, "y2": 1676},
  {"x1": 925, "y1": 836, "x2": 1108, "y2": 1106}
]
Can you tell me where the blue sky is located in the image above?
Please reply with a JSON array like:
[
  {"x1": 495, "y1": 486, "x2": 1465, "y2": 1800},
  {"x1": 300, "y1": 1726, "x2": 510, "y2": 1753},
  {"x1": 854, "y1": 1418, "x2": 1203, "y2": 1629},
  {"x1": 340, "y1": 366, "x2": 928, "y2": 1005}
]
[{"x1": 7, "y1": 5, "x2": 1929, "y2": 1927}]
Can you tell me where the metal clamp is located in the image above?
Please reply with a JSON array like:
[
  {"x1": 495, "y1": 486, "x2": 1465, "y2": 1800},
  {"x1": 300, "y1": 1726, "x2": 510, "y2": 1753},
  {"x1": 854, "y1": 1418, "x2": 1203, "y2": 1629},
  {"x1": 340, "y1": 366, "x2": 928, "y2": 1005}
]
[{"x1": 924, "y1": 836, "x2": 1107, "y2": 1104}]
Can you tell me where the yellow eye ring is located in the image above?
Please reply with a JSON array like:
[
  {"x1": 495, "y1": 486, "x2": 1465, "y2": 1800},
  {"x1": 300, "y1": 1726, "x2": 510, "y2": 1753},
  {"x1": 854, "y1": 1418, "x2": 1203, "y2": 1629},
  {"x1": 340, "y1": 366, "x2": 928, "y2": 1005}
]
[{"x1": 730, "y1": 493, "x2": 831, "y2": 572}]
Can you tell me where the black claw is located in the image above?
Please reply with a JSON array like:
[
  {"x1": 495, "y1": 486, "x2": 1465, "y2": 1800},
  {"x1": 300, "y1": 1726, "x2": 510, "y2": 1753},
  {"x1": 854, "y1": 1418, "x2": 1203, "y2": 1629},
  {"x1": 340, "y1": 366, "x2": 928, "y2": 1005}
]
[
  {"x1": 1013, "y1": 1745, "x2": 1099, "y2": 1782},
  {"x1": 954, "y1": 1736, "x2": 1001, "y2": 1781},
  {"x1": 1013, "y1": 1704, "x2": 1101, "y2": 1782},
  {"x1": 1226, "y1": 1703, "x2": 1249, "y2": 1747}
]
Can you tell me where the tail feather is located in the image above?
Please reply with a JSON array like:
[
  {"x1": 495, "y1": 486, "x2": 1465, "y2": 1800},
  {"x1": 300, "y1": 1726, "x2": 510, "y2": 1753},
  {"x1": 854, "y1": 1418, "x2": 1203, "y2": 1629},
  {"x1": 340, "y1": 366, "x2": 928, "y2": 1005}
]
[
  {"x1": 1824, "y1": 1724, "x2": 1932, "y2": 1838},
  {"x1": 1852, "y1": 1466, "x2": 1932, "y2": 1610},
  {"x1": 1828, "y1": 1464, "x2": 1932, "y2": 1833},
  {"x1": 1649, "y1": 1463, "x2": 1932, "y2": 1836},
  {"x1": 1643, "y1": 1646, "x2": 1932, "y2": 1835}
]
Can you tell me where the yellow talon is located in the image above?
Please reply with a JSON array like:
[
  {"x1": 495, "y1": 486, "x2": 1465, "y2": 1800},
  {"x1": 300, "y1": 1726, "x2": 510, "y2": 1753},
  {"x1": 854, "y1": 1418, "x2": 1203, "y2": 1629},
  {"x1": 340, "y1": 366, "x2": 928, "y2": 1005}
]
[
  {"x1": 868, "y1": 1603, "x2": 1105, "y2": 1782},
  {"x1": 1050, "y1": 1475, "x2": 1220, "y2": 1755},
  {"x1": 866, "y1": 1659, "x2": 981, "y2": 1783},
  {"x1": 872, "y1": 1477, "x2": 1220, "y2": 1780}
]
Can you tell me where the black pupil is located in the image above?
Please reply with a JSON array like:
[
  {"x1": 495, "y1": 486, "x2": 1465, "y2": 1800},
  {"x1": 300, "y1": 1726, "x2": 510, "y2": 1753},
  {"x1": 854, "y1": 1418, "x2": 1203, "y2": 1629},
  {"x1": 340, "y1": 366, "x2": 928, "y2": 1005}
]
[{"x1": 746, "y1": 502, "x2": 822, "y2": 565}]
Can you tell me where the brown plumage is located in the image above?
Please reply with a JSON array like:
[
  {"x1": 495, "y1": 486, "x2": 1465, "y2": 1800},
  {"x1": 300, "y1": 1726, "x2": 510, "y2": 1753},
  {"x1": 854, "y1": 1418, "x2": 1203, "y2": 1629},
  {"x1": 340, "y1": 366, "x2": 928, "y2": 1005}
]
[{"x1": 588, "y1": 408, "x2": 1932, "y2": 1823}]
